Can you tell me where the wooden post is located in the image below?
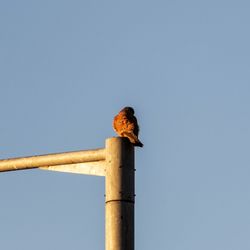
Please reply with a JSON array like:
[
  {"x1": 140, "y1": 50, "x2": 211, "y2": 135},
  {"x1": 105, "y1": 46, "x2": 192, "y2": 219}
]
[{"x1": 105, "y1": 137, "x2": 135, "y2": 250}]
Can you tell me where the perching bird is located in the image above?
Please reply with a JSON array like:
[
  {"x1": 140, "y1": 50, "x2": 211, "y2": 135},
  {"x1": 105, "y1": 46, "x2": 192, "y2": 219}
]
[{"x1": 113, "y1": 106, "x2": 143, "y2": 147}]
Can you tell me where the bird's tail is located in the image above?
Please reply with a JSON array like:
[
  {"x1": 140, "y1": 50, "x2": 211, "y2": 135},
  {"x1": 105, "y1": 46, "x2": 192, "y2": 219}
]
[
  {"x1": 134, "y1": 140, "x2": 143, "y2": 147},
  {"x1": 123, "y1": 132, "x2": 144, "y2": 147}
]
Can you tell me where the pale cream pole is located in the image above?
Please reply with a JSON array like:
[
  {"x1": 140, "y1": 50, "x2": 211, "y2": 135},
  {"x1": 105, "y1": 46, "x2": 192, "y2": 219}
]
[
  {"x1": 105, "y1": 137, "x2": 135, "y2": 250},
  {"x1": 0, "y1": 149, "x2": 105, "y2": 172},
  {"x1": 0, "y1": 137, "x2": 136, "y2": 250}
]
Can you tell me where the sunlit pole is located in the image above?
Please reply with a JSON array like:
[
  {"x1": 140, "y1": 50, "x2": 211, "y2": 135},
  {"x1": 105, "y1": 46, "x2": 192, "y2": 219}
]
[
  {"x1": 0, "y1": 137, "x2": 135, "y2": 250},
  {"x1": 105, "y1": 137, "x2": 135, "y2": 250}
]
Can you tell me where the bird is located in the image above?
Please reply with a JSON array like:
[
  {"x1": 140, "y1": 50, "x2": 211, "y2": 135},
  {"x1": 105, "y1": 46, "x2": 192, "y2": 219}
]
[{"x1": 113, "y1": 106, "x2": 143, "y2": 147}]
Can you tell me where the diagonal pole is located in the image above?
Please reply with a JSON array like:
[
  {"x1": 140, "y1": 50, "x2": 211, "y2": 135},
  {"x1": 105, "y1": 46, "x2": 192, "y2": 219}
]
[{"x1": 0, "y1": 149, "x2": 105, "y2": 172}]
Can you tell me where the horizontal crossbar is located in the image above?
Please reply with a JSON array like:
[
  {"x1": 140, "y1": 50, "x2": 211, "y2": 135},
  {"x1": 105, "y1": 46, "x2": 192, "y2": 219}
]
[{"x1": 0, "y1": 148, "x2": 105, "y2": 172}]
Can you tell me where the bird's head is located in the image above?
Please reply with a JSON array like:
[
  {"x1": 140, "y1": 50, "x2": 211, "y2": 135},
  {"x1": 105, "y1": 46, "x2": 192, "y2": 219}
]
[{"x1": 121, "y1": 106, "x2": 135, "y2": 115}]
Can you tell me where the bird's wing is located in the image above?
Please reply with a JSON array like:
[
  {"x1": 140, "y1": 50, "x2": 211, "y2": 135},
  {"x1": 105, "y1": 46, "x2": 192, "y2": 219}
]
[{"x1": 113, "y1": 112, "x2": 135, "y2": 134}]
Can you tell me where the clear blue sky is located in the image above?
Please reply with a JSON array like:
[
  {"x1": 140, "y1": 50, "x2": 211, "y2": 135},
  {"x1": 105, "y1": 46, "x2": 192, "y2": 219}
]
[{"x1": 0, "y1": 1, "x2": 250, "y2": 249}]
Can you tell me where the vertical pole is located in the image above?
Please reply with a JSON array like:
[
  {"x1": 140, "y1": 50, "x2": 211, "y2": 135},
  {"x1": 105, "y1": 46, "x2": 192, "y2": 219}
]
[{"x1": 105, "y1": 137, "x2": 135, "y2": 250}]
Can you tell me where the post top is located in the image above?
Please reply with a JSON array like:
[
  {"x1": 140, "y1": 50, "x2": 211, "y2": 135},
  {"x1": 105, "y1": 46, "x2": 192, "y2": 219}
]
[
  {"x1": 105, "y1": 136, "x2": 130, "y2": 142},
  {"x1": 105, "y1": 137, "x2": 133, "y2": 148}
]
